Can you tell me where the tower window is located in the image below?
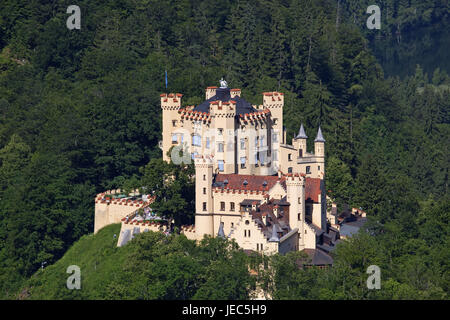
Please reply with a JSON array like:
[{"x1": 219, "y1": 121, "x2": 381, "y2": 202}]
[
  {"x1": 298, "y1": 213, "x2": 300, "y2": 220},
  {"x1": 288, "y1": 154, "x2": 292, "y2": 161},
  {"x1": 306, "y1": 166, "x2": 311, "y2": 174},
  {"x1": 230, "y1": 202, "x2": 235, "y2": 211},
  {"x1": 218, "y1": 143, "x2": 224, "y2": 152},
  {"x1": 203, "y1": 202, "x2": 207, "y2": 211},
  {"x1": 218, "y1": 128, "x2": 223, "y2": 135},
  {"x1": 299, "y1": 149, "x2": 303, "y2": 157},
  {"x1": 203, "y1": 174, "x2": 206, "y2": 181},
  {"x1": 203, "y1": 188, "x2": 206, "y2": 195},
  {"x1": 206, "y1": 137, "x2": 210, "y2": 149},
  {"x1": 172, "y1": 120, "x2": 177, "y2": 127},
  {"x1": 318, "y1": 166, "x2": 320, "y2": 171},
  {"x1": 288, "y1": 167, "x2": 293, "y2": 173},
  {"x1": 220, "y1": 202, "x2": 225, "y2": 211}
]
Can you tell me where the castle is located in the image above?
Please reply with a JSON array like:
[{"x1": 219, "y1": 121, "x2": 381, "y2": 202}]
[{"x1": 95, "y1": 80, "x2": 339, "y2": 266}]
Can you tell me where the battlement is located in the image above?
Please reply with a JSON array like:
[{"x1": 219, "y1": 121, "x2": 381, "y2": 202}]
[
  {"x1": 230, "y1": 88, "x2": 241, "y2": 98},
  {"x1": 161, "y1": 93, "x2": 182, "y2": 109},
  {"x1": 194, "y1": 155, "x2": 214, "y2": 166},
  {"x1": 262, "y1": 92, "x2": 284, "y2": 108},
  {"x1": 180, "y1": 108, "x2": 212, "y2": 123},
  {"x1": 205, "y1": 86, "x2": 218, "y2": 99},
  {"x1": 285, "y1": 173, "x2": 306, "y2": 184},
  {"x1": 238, "y1": 109, "x2": 270, "y2": 124},
  {"x1": 209, "y1": 100, "x2": 236, "y2": 118}
]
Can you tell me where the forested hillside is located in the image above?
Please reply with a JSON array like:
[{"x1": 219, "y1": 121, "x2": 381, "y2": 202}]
[{"x1": 0, "y1": 0, "x2": 448, "y2": 299}]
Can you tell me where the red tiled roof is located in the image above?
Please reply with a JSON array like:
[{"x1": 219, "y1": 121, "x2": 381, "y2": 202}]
[
  {"x1": 213, "y1": 174, "x2": 322, "y2": 203},
  {"x1": 305, "y1": 177, "x2": 321, "y2": 202},
  {"x1": 214, "y1": 174, "x2": 284, "y2": 191}
]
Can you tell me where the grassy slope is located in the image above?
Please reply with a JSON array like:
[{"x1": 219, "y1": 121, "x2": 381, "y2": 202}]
[{"x1": 23, "y1": 224, "x2": 126, "y2": 299}]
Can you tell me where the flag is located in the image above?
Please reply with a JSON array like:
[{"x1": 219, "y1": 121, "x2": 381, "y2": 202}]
[{"x1": 165, "y1": 70, "x2": 168, "y2": 89}]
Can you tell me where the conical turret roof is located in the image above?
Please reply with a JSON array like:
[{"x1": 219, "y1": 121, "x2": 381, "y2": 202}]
[
  {"x1": 314, "y1": 126, "x2": 325, "y2": 142},
  {"x1": 295, "y1": 124, "x2": 308, "y2": 139},
  {"x1": 269, "y1": 224, "x2": 280, "y2": 242}
]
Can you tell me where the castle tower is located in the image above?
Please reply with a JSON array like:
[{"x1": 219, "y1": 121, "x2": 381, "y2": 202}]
[
  {"x1": 263, "y1": 92, "x2": 284, "y2": 168},
  {"x1": 286, "y1": 174, "x2": 306, "y2": 249},
  {"x1": 293, "y1": 123, "x2": 308, "y2": 157},
  {"x1": 194, "y1": 157, "x2": 214, "y2": 239},
  {"x1": 314, "y1": 126, "x2": 325, "y2": 157},
  {"x1": 210, "y1": 98, "x2": 237, "y2": 174},
  {"x1": 161, "y1": 93, "x2": 183, "y2": 162}
]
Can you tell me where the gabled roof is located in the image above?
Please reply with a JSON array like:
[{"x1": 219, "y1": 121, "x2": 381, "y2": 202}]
[
  {"x1": 305, "y1": 177, "x2": 322, "y2": 203},
  {"x1": 213, "y1": 174, "x2": 285, "y2": 192}
]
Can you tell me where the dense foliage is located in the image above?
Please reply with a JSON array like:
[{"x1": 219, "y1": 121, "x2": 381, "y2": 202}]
[
  {"x1": 0, "y1": 0, "x2": 448, "y2": 299},
  {"x1": 25, "y1": 224, "x2": 254, "y2": 299}
]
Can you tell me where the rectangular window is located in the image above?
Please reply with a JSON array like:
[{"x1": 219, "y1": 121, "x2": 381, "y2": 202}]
[
  {"x1": 257, "y1": 244, "x2": 259, "y2": 251},
  {"x1": 273, "y1": 151, "x2": 278, "y2": 161},
  {"x1": 192, "y1": 135, "x2": 201, "y2": 147},
  {"x1": 306, "y1": 166, "x2": 311, "y2": 174},
  {"x1": 273, "y1": 133, "x2": 278, "y2": 143},
  {"x1": 318, "y1": 166, "x2": 320, "y2": 171},
  {"x1": 298, "y1": 213, "x2": 300, "y2": 220},
  {"x1": 240, "y1": 138, "x2": 245, "y2": 150},
  {"x1": 260, "y1": 136, "x2": 264, "y2": 147},
  {"x1": 203, "y1": 188, "x2": 206, "y2": 195},
  {"x1": 218, "y1": 128, "x2": 223, "y2": 135},
  {"x1": 172, "y1": 120, "x2": 177, "y2": 127},
  {"x1": 299, "y1": 149, "x2": 303, "y2": 157},
  {"x1": 230, "y1": 202, "x2": 235, "y2": 211},
  {"x1": 248, "y1": 230, "x2": 251, "y2": 237},
  {"x1": 203, "y1": 202, "x2": 207, "y2": 211},
  {"x1": 203, "y1": 174, "x2": 206, "y2": 181},
  {"x1": 218, "y1": 160, "x2": 224, "y2": 172},
  {"x1": 244, "y1": 230, "x2": 247, "y2": 237},
  {"x1": 288, "y1": 167, "x2": 293, "y2": 173},
  {"x1": 180, "y1": 134, "x2": 184, "y2": 143},
  {"x1": 218, "y1": 143, "x2": 224, "y2": 152},
  {"x1": 261, "y1": 243, "x2": 263, "y2": 250},
  {"x1": 288, "y1": 153, "x2": 292, "y2": 161},
  {"x1": 220, "y1": 202, "x2": 225, "y2": 211},
  {"x1": 172, "y1": 134, "x2": 177, "y2": 144},
  {"x1": 206, "y1": 137, "x2": 210, "y2": 149},
  {"x1": 240, "y1": 157, "x2": 246, "y2": 169}
]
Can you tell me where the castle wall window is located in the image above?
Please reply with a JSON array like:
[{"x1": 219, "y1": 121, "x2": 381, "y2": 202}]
[
  {"x1": 231, "y1": 222, "x2": 234, "y2": 228},
  {"x1": 257, "y1": 243, "x2": 259, "y2": 251},
  {"x1": 230, "y1": 202, "x2": 235, "y2": 211},
  {"x1": 240, "y1": 138, "x2": 245, "y2": 150},
  {"x1": 218, "y1": 160, "x2": 224, "y2": 172},
  {"x1": 261, "y1": 243, "x2": 263, "y2": 250},
  {"x1": 273, "y1": 118, "x2": 278, "y2": 125},
  {"x1": 218, "y1": 143, "x2": 224, "y2": 152},
  {"x1": 172, "y1": 120, "x2": 177, "y2": 127},
  {"x1": 192, "y1": 134, "x2": 201, "y2": 147},
  {"x1": 288, "y1": 153, "x2": 292, "y2": 161},
  {"x1": 298, "y1": 213, "x2": 300, "y2": 220},
  {"x1": 318, "y1": 165, "x2": 320, "y2": 171},
  {"x1": 220, "y1": 202, "x2": 225, "y2": 211},
  {"x1": 306, "y1": 166, "x2": 311, "y2": 174},
  {"x1": 203, "y1": 174, "x2": 206, "y2": 181},
  {"x1": 240, "y1": 157, "x2": 246, "y2": 169},
  {"x1": 288, "y1": 167, "x2": 293, "y2": 173},
  {"x1": 171, "y1": 134, "x2": 177, "y2": 144},
  {"x1": 203, "y1": 202, "x2": 207, "y2": 211},
  {"x1": 203, "y1": 188, "x2": 206, "y2": 195}
]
